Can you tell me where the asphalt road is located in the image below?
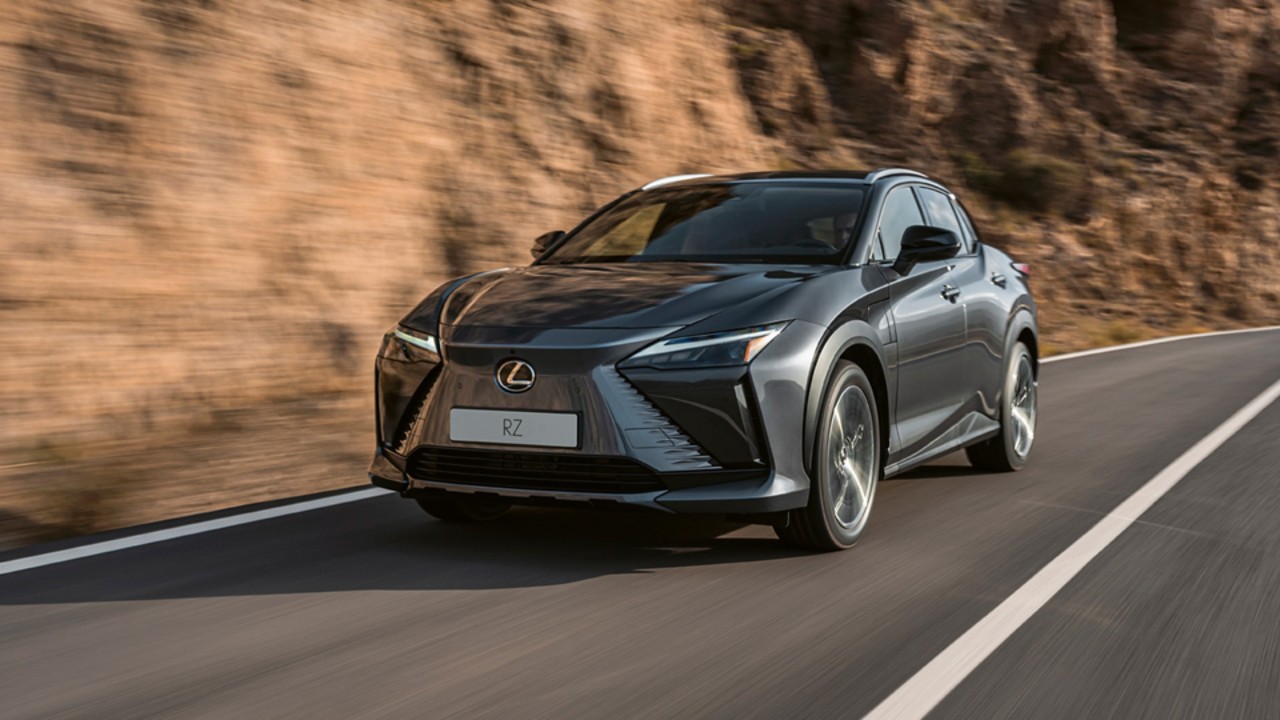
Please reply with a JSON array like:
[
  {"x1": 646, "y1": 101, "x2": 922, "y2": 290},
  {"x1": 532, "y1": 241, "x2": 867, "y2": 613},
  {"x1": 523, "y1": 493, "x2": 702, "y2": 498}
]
[{"x1": 2, "y1": 330, "x2": 1279, "y2": 720}]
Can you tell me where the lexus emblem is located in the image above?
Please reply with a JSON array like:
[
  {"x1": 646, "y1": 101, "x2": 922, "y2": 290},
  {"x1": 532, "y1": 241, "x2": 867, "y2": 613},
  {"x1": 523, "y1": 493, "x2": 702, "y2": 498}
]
[{"x1": 495, "y1": 359, "x2": 536, "y2": 393}]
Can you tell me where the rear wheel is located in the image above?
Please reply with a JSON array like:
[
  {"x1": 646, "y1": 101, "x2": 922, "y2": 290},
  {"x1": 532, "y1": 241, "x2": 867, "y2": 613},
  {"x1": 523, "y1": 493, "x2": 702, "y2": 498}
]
[
  {"x1": 966, "y1": 341, "x2": 1037, "y2": 472},
  {"x1": 776, "y1": 362, "x2": 881, "y2": 551},
  {"x1": 415, "y1": 492, "x2": 511, "y2": 523}
]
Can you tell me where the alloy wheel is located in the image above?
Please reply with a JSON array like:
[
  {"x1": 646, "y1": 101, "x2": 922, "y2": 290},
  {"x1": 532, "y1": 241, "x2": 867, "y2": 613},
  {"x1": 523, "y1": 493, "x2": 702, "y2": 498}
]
[
  {"x1": 827, "y1": 386, "x2": 877, "y2": 530},
  {"x1": 1010, "y1": 354, "x2": 1037, "y2": 459}
]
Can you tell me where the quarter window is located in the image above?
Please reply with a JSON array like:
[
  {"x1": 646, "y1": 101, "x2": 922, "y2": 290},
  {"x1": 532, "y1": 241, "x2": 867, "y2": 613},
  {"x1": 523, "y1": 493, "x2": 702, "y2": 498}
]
[
  {"x1": 875, "y1": 187, "x2": 925, "y2": 261},
  {"x1": 954, "y1": 202, "x2": 981, "y2": 250}
]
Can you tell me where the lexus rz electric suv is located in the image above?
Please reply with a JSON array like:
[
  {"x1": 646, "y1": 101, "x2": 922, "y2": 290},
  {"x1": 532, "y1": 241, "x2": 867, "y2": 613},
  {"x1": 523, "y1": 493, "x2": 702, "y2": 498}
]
[{"x1": 370, "y1": 169, "x2": 1038, "y2": 550}]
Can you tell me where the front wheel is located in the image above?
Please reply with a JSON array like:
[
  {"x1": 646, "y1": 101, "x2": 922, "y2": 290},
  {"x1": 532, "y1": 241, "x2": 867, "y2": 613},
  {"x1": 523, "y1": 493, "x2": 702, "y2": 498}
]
[
  {"x1": 966, "y1": 341, "x2": 1037, "y2": 472},
  {"x1": 415, "y1": 491, "x2": 511, "y2": 523},
  {"x1": 776, "y1": 362, "x2": 881, "y2": 551}
]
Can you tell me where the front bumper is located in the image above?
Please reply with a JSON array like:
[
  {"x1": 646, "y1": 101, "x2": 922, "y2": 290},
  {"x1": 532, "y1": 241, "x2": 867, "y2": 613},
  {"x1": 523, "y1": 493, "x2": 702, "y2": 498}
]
[
  {"x1": 369, "y1": 446, "x2": 805, "y2": 514},
  {"x1": 370, "y1": 321, "x2": 826, "y2": 515}
]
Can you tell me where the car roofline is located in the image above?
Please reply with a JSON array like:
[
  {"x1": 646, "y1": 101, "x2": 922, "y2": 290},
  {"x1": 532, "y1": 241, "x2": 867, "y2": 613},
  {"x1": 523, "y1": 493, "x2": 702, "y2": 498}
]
[
  {"x1": 641, "y1": 173, "x2": 715, "y2": 190},
  {"x1": 863, "y1": 167, "x2": 929, "y2": 183},
  {"x1": 638, "y1": 168, "x2": 932, "y2": 190}
]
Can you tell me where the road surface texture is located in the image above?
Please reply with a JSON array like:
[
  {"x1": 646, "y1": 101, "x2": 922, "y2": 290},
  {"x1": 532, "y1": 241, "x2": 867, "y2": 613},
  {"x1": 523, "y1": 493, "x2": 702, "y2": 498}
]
[{"x1": 2, "y1": 329, "x2": 1278, "y2": 719}]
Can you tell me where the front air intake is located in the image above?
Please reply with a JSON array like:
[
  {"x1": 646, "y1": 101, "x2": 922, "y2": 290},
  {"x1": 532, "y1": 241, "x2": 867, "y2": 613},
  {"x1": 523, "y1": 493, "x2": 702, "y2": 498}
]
[
  {"x1": 392, "y1": 368, "x2": 439, "y2": 454},
  {"x1": 600, "y1": 370, "x2": 718, "y2": 470},
  {"x1": 407, "y1": 448, "x2": 667, "y2": 494}
]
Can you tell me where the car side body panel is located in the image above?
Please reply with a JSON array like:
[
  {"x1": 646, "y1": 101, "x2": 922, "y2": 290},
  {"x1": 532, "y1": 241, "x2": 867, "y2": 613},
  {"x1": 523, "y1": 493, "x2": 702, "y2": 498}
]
[
  {"x1": 960, "y1": 244, "x2": 1038, "y2": 418},
  {"x1": 881, "y1": 255, "x2": 969, "y2": 464}
]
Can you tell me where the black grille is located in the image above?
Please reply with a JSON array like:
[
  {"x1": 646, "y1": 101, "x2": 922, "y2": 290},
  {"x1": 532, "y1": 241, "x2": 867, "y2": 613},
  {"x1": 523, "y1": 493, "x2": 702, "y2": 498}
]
[{"x1": 407, "y1": 447, "x2": 666, "y2": 494}]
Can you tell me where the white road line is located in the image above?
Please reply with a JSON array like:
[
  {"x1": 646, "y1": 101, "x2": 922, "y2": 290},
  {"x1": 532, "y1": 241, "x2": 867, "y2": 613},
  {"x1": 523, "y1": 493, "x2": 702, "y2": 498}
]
[
  {"x1": 1042, "y1": 325, "x2": 1280, "y2": 364},
  {"x1": 863, "y1": 374, "x2": 1280, "y2": 720},
  {"x1": 3, "y1": 326, "x2": 1278, "y2": 577},
  {"x1": 0, "y1": 488, "x2": 392, "y2": 577}
]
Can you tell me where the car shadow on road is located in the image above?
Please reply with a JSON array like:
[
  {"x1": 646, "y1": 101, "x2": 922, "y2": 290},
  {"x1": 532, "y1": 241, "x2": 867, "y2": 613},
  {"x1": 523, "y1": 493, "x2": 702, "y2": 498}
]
[
  {"x1": 0, "y1": 501, "x2": 815, "y2": 604},
  {"x1": 0, "y1": 457, "x2": 994, "y2": 605}
]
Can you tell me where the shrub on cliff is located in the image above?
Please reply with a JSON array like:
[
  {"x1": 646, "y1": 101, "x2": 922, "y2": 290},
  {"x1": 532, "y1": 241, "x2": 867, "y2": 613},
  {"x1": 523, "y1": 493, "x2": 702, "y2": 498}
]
[{"x1": 956, "y1": 149, "x2": 1088, "y2": 216}]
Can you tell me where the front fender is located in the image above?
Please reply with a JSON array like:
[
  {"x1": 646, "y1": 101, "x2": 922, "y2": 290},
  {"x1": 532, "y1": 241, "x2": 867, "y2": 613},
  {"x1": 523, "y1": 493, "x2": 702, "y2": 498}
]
[{"x1": 803, "y1": 312, "x2": 895, "y2": 475}]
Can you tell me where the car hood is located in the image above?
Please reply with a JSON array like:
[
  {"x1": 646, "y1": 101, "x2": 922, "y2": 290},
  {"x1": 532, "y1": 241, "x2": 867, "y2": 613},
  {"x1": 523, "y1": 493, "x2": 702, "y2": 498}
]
[{"x1": 418, "y1": 263, "x2": 827, "y2": 331}]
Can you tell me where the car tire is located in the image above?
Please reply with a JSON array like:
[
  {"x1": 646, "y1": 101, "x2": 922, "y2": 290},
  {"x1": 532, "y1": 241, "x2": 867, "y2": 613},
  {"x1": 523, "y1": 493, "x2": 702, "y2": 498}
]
[
  {"x1": 776, "y1": 361, "x2": 881, "y2": 551},
  {"x1": 415, "y1": 492, "x2": 511, "y2": 523},
  {"x1": 966, "y1": 341, "x2": 1037, "y2": 472}
]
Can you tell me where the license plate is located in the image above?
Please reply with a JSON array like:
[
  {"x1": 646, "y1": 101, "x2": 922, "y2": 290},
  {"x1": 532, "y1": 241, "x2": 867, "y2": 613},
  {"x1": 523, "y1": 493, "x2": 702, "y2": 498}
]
[{"x1": 449, "y1": 408, "x2": 579, "y2": 448}]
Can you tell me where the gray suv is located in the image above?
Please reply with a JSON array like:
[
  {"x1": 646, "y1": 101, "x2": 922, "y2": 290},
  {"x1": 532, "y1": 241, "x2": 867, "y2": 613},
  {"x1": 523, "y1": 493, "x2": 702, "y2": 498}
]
[{"x1": 370, "y1": 168, "x2": 1038, "y2": 551}]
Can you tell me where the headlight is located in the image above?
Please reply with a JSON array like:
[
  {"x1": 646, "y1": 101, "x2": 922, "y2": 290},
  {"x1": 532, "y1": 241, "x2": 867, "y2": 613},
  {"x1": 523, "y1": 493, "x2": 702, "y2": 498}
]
[
  {"x1": 380, "y1": 327, "x2": 440, "y2": 362},
  {"x1": 620, "y1": 322, "x2": 788, "y2": 370}
]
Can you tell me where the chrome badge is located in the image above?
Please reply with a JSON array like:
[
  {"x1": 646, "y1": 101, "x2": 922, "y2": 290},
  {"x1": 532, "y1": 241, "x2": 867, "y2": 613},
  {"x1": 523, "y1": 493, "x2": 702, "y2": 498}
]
[{"x1": 495, "y1": 359, "x2": 536, "y2": 393}]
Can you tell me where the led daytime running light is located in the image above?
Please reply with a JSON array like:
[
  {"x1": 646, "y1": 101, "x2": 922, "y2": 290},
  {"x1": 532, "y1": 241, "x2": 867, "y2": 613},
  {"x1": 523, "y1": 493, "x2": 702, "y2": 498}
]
[
  {"x1": 393, "y1": 329, "x2": 439, "y2": 354},
  {"x1": 628, "y1": 323, "x2": 786, "y2": 365}
]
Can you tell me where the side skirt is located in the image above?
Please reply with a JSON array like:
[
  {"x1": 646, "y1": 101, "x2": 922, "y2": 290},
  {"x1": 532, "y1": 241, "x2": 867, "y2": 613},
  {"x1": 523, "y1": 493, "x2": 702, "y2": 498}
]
[{"x1": 884, "y1": 412, "x2": 1000, "y2": 478}]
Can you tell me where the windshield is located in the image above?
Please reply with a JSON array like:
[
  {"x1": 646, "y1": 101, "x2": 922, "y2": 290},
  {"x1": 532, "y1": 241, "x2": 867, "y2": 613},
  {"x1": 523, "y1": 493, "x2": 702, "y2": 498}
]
[{"x1": 543, "y1": 181, "x2": 865, "y2": 264}]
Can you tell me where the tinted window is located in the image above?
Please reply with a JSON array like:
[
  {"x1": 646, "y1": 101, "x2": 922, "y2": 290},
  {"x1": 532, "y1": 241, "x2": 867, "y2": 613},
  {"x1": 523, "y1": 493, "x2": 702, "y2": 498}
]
[
  {"x1": 545, "y1": 182, "x2": 864, "y2": 264},
  {"x1": 875, "y1": 187, "x2": 925, "y2": 261},
  {"x1": 917, "y1": 188, "x2": 967, "y2": 251}
]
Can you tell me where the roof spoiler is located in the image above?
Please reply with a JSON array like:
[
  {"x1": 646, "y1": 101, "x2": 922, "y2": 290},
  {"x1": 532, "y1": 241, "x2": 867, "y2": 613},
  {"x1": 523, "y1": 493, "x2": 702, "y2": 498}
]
[
  {"x1": 641, "y1": 173, "x2": 714, "y2": 191},
  {"x1": 865, "y1": 167, "x2": 928, "y2": 183}
]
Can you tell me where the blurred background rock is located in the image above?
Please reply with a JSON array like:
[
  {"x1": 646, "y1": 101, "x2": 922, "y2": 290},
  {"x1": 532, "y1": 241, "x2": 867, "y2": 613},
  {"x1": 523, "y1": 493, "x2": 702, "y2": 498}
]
[{"x1": 1, "y1": 0, "x2": 1278, "y2": 547}]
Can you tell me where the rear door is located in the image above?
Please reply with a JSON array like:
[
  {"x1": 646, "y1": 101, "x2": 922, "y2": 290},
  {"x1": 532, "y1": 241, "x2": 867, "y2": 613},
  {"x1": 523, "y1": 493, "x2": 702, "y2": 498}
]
[
  {"x1": 915, "y1": 187, "x2": 990, "y2": 416},
  {"x1": 876, "y1": 185, "x2": 967, "y2": 462},
  {"x1": 921, "y1": 188, "x2": 988, "y2": 415}
]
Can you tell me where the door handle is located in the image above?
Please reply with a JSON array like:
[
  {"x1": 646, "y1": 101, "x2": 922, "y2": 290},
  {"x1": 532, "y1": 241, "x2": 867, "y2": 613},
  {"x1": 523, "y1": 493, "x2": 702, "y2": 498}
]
[
  {"x1": 941, "y1": 284, "x2": 960, "y2": 302},
  {"x1": 990, "y1": 272, "x2": 1007, "y2": 288}
]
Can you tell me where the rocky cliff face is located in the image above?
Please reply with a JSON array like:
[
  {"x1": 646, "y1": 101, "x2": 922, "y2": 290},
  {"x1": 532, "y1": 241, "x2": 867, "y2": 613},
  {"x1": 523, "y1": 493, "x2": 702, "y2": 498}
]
[
  {"x1": 1, "y1": 0, "x2": 1278, "y2": 543},
  {"x1": 729, "y1": 0, "x2": 1280, "y2": 331}
]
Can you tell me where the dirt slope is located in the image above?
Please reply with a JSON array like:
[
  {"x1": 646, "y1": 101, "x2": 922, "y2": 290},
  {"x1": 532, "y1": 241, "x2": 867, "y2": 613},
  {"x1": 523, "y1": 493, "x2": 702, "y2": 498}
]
[{"x1": 1, "y1": 0, "x2": 1277, "y2": 545}]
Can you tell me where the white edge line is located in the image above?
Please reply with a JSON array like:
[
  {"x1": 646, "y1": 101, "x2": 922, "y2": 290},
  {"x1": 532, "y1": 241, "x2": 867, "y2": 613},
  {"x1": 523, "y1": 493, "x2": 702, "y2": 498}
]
[
  {"x1": 4, "y1": 325, "x2": 1278, "y2": 577},
  {"x1": 863, "y1": 374, "x2": 1280, "y2": 720},
  {"x1": 1042, "y1": 325, "x2": 1280, "y2": 364},
  {"x1": 0, "y1": 488, "x2": 393, "y2": 577}
]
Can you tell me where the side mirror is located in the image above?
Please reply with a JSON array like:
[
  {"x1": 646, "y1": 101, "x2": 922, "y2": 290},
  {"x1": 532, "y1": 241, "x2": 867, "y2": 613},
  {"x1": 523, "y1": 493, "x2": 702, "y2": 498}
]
[
  {"x1": 531, "y1": 230, "x2": 566, "y2": 259},
  {"x1": 892, "y1": 226, "x2": 961, "y2": 275}
]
